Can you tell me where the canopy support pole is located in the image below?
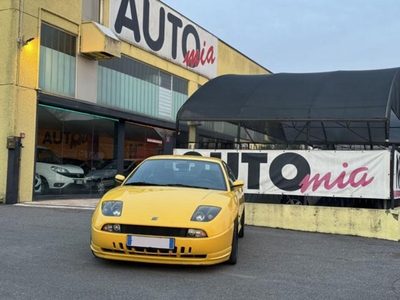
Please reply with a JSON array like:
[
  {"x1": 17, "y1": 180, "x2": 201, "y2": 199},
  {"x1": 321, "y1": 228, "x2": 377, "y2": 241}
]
[{"x1": 236, "y1": 122, "x2": 241, "y2": 149}]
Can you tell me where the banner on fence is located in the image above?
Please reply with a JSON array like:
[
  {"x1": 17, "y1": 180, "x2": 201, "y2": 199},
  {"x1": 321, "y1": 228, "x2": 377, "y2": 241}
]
[{"x1": 174, "y1": 149, "x2": 391, "y2": 199}]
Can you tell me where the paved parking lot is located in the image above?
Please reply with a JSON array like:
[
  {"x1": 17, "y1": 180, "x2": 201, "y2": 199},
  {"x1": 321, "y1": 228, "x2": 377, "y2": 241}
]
[{"x1": 1, "y1": 204, "x2": 400, "y2": 299}]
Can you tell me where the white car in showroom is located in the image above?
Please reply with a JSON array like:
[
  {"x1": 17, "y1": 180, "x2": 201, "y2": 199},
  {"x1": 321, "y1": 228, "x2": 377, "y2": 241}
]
[{"x1": 35, "y1": 146, "x2": 85, "y2": 194}]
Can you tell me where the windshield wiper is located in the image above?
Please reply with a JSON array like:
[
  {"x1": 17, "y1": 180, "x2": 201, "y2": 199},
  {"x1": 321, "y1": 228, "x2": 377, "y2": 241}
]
[
  {"x1": 164, "y1": 184, "x2": 209, "y2": 189},
  {"x1": 124, "y1": 182, "x2": 209, "y2": 189},
  {"x1": 124, "y1": 182, "x2": 163, "y2": 186}
]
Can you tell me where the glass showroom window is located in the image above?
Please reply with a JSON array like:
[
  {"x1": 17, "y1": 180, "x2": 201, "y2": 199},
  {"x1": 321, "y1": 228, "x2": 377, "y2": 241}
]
[
  {"x1": 35, "y1": 105, "x2": 117, "y2": 197},
  {"x1": 125, "y1": 122, "x2": 164, "y2": 161},
  {"x1": 39, "y1": 23, "x2": 76, "y2": 97},
  {"x1": 98, "y1": 55, "x2": 188, "y2": 122}
]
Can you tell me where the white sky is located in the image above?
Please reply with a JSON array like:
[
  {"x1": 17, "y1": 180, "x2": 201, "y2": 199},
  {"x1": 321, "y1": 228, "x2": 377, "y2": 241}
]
[{"x1": 161, "y1": 0, "x2": 400, "y2": 74}]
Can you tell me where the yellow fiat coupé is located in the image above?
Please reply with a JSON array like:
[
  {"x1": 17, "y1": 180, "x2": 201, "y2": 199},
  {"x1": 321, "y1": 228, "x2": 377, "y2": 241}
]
[{"x1": 90, "y1": 155, "x2": 245, "y2": 265}]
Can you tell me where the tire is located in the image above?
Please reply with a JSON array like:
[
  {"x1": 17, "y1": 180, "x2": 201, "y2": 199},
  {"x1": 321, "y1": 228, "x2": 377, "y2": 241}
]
[
  {"x1": 38, "y1": 176, "x2": 49, "y2": 195},
  {"x1": 227, "y1": 219, "x2": 238, "y2": 265},
  {"x1": 238, "y1": 209, "x2": 245, "y2": 238},
  {"x1": 91, "y1": 250, "x2": 98, "y2": 258},
  {"x1": 90, "y1": 238, "x2": 100, "y2": 259},
  {"x1": 281, "y1": 196, "x2": 304, "y2": 205},
  {"x1": 96, "y1": 181, "x2": 105, "y2": 194}
]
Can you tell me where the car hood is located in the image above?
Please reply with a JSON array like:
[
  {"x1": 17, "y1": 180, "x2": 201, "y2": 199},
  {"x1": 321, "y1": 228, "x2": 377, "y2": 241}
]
[
  {"x1": 36, "y1": 162, "x2": 84, "y2": 174},
  {"x1": 98, "y1": 186, "x2": 234, "y2": 226}
]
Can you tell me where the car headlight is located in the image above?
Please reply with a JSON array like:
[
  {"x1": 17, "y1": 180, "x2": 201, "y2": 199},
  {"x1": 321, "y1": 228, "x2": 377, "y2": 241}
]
[
  {"x1": 191, "y1": 206, "x2": 221, "y2": 222},
  {"x1": 50, "y1": 166, "x2": 69, "y2": 174},
  {"x1": 102, "y1": 201, "x2": 123, "y2": 216}
]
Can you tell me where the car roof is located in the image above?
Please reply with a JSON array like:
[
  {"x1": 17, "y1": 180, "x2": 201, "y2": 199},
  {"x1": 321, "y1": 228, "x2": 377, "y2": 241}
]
[{"x1": 146, "y1": 154, "x2": 223, "y2": 163}]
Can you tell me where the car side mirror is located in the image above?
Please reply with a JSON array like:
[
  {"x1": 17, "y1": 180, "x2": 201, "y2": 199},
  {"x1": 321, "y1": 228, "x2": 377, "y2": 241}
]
[
  {"x1": 231, "y1": 180, "x2": 244, "y2": 189},
  {"x1": 115, "y1": 174, "x2": 125, "y2": 184}
]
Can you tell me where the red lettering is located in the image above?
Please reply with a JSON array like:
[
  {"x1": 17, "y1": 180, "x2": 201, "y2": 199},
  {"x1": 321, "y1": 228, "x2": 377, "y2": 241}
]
[
  {"x1": 330, "y1": 162, "x2": 349, "y2": 189},
  {"x1": 205, "y1": 45, "x2": 215, "y2": 64},
  {"x1": 183, "y1": 42, "x2": 215, "y2": 67},
  {"x1": 183, "y1": 49, "x2": 200, "y2": 67},
  {"x1": 299, "y1": 162, "x2": 374, "y2": 193},
  {"x1": 200, "y1": 41, "x2": 206, "y2": 65},
  {"x1": 348, "y1": 167, "x2": 374, "y2": 187}
]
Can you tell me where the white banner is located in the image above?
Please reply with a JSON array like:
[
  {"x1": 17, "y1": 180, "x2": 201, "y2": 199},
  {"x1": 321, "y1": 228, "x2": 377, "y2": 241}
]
[
  {"x1": 174, "y1": 149, "x2": 391, "y2": 199},
  {"x1": 109, "y1": 0, "x2": 218, "y2": 78}
]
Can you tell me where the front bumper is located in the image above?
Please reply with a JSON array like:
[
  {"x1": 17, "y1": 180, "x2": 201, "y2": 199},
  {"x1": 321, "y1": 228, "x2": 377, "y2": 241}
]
[
  {"x1": 47, "y1": 174, "x2": 85, "y2": 190},
  {"x1": 90, "y1": 225, "x2": 234, "y2": 265}
]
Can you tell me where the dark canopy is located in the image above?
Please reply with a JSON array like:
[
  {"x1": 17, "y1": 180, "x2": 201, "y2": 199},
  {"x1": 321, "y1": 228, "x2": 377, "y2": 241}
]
[{"x1": 177, "y1": 68, "x2": 400, "y2": 145}]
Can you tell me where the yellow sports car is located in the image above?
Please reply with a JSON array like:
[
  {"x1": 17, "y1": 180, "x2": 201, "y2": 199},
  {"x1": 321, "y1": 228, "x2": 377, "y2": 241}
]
[{"x1": 90, "y1": 155, "x2": 245, "y2": 265}]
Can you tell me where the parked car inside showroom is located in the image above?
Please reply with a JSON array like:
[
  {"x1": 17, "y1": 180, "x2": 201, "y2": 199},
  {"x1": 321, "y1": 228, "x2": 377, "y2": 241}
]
[
  {"x1": 35, "y1": 146, "x2": 85, "y2": 194},
  {"x1": 90, "y1": 155, "x2": 245, "y2": 265},
  {"x1": 85, "y1": 159, "x2": 140, "y2": 193}
]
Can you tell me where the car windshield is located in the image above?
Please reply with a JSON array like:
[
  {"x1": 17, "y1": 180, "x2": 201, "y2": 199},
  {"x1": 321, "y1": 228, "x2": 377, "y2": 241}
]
[
  {"x1": 124, "y1": 159, "x2": 227, "y2": 190},
  {"x1": 36, "y1": 148, "x2": 62, "y2": 164}
]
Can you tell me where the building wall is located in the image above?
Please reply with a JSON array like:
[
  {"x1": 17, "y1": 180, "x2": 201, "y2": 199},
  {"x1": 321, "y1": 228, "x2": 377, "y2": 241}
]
[
  {"x1": 0, "y1": 1, "x2": 83, "y2": 203},
  {"x1": 0, "y1": 0, "x2": 271, "y2": 203},
  {"x1": 0, "y1": 1, "x2": 17, "y2": 203},
  {"x1": 0, "y1": 1, "x2": 43, "y2": 203},
  {"x1": 217, "y1": 41, "x2": 268, "y2": 76}
]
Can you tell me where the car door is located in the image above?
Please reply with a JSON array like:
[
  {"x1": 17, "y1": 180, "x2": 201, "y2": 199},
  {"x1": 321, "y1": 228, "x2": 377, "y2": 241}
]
[{"x1": 222, "y1": 161, "x2": 245, "y2": 209}]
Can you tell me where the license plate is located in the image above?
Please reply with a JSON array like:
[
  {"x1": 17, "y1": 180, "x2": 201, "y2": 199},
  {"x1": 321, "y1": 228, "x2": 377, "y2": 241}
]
[
  {"x1": 75, "y1": 179, "x2": 83, "y2": 184},
  {"x1": 127, "y1": 236, "x2": 175, "y2": 249}
]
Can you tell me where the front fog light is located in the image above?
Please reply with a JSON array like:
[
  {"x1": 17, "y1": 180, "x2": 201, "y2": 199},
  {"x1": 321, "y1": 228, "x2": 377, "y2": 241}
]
[{"x1": 187, "y1": 229, "x2": 207, "y2": 237}]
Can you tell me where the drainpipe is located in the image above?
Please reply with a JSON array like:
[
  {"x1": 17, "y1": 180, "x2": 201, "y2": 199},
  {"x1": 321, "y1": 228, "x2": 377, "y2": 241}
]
[
  {"x1": 99, "y1": 0, "x2": 104, "y2": 24},
  {"x1": 16, "y1": 0, "x2": 24, "y2": 86},
  {"x1": 18, "y1": 0, "x2": 24, "y2": 45}
]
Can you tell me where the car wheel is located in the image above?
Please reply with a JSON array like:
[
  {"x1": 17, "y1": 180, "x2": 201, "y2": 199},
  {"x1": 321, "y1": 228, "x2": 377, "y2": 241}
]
[
  {"x1": 227, "y1": 219, "x2": 238, "y2": 265},
  {"x1": 281, "y1": 196, "x2": 304, "y2": 205},
  {"x1": 96, "y1": 181, "x2": 105, "y2": 194},
  {"x1": 238, "y1": 209, "x2": 245, "y2": 238},
  {"x1": 90, "y1": 238, "x2": 100, "y2": 259},
  {"x1": 38, "y1": 176, "x2": 49, "y2": 195}
]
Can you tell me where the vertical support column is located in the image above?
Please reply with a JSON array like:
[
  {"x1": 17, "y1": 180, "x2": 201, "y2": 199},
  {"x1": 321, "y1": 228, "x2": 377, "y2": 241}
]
[
  {"x1": 163, "y1": 134, "x2": 176, "y2": 155},
  {"x1": 390, "y1": 144, "x2": 395, "y2": 210},
  {"x1": 116, "y1": 120, "x2": 125, "y2": 174},
  {"x1": 236, "y1": 122, "x2": 241, "y2": 149},
  {"x1": 188, "y1": 123, "x2": 197, "y2": 149},
  {"x1": 5, "y1": 137, "x2": 22, "y2": 204}
]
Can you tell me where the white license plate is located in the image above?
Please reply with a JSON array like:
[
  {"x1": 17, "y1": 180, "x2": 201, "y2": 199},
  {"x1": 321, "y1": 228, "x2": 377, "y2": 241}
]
[
  {"x1": 127, "y1": 236, "x2": 175, "y2": 249},
  {"x1": 75, "y1": 179, "x2": 83, "y2": 184}
]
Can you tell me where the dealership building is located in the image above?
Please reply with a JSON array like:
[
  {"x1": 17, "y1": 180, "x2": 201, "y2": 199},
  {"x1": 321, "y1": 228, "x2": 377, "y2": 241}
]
[{"x1": 0, "y1": 0, "x2": 270, "y2": 203}]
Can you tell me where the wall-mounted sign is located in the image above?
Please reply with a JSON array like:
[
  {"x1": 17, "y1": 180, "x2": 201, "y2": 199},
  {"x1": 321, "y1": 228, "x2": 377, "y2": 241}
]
[
  {"x1": 110, "y1": 0, "x2": 218, "y2": 78},
  {"x1": 147, "y1": 138, "x2": 163, "y2": 144}
]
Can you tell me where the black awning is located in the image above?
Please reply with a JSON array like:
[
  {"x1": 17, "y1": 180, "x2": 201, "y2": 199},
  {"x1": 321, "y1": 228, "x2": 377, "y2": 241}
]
[{"x1": 177, "y1": 67, "x2": 400, "y2": 145}]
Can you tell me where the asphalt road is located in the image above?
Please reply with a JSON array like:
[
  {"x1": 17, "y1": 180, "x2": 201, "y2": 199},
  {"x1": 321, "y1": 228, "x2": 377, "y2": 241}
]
[{"x1": 1, "y1": 205, "x2": 400, "y2": 300}]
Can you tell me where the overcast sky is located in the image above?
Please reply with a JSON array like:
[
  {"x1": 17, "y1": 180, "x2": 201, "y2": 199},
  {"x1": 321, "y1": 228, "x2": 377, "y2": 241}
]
[{"x1": 161, "y1": 0, "x2": 400, "y2": 74}]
